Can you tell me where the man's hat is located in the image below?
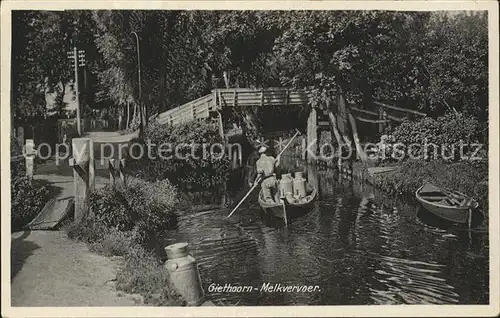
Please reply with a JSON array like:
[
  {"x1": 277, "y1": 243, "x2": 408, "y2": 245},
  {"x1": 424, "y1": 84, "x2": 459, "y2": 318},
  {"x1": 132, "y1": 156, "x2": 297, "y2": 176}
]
[{"x1": 258, "y1": 146, "x2": 267, "y2": 154}]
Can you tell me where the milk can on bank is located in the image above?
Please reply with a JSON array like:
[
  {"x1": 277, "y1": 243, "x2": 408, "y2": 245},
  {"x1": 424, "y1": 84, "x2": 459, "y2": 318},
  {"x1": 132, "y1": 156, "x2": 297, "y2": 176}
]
[{"x1": 164, "y1": 243, "x2": 204, "y2": 306}]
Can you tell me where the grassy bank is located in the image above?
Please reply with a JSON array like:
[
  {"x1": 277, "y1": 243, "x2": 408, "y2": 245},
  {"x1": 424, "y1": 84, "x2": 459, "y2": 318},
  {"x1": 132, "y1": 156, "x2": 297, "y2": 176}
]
[{"x1": 63, "y1": 179, "x2": 186, "y2": 306}]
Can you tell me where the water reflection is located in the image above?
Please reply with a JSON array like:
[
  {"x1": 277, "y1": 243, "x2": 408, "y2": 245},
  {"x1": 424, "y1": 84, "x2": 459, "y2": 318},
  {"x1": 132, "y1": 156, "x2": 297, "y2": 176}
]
[{"x1": 163, "y1": 157, "x2": 489, "y2": 305}]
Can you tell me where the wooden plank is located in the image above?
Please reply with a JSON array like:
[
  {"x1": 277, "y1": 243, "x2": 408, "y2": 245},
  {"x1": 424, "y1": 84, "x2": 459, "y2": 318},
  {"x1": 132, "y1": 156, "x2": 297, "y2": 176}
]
[
  {"x1": 374, "y1": 101, "x2": 426, "y2": 116},
  {"x1": 367, "y1": 166, "x2": 399, "y2": 177},
  {"x1": 350, "y1": 106, "x2": 378, "y2": 116},
  {"x1": 387, "y1": 114, "x2": 404, "y2": 122},
  {"x1": 353, "y1": 115, "x2": 390, "y2": 124},
  {"x1": 26, "y1": 198, "x2": 74, "y2": 230}
]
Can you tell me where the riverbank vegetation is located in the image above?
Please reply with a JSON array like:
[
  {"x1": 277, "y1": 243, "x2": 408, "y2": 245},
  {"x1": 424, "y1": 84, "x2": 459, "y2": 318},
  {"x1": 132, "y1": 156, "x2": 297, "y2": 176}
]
[
  {"x1": 10, "y1": 136, "x2": 51, "y2": 232},
  {"x1": 361, "y1": 112, "x2": 488, "y2": 226},
  {"x1": 64, "y1": 178, "x2": 185, "y2": 305}
]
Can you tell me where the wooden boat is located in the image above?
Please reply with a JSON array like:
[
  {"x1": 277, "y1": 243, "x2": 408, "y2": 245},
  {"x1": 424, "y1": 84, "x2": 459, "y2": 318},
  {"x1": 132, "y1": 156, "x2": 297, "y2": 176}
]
[
  {"x1": 258, "y1": 182, "x2": 317, "y2": 219},
  {"x1": 415, "y1": 183, "x2": 479, "y2": 224}
]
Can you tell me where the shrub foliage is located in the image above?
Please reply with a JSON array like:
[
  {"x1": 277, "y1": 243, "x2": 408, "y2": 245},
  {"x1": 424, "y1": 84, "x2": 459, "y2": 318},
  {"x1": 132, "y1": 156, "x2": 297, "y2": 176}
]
[
  {"x1": 387, "y1": 113, "x2": 485, "y2": 161},
  {"x1": 11, "y1": 177, "x2": 50, "y2": 231},
  {"x1": 128, "y1": 120, "x2": 231, "y2": 192},
  {"x1": 88, "y1": 178, "x2": 179, "y2": 234}
]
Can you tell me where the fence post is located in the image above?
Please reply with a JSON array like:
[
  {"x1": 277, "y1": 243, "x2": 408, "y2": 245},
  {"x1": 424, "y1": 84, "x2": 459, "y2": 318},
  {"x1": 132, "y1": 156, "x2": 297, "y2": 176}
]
[
  {"x1": 109, "y1": 158, "x2": 126, "y2": 185},
  {"x1": 71, "y1": 138, "x2": 91, "y2": 223},
  {"x1": 89, "y1": 139, "x2": 95, "y2": 191},
  {"x1": 25, "y1": 139, "x2": 35, "y2": 179},
  {"x1": 17, "y1": 126, "x2": 25, "y2": 148},
  {"x1": 378, "y1": 106, "x2": 384, "y2": 134}
]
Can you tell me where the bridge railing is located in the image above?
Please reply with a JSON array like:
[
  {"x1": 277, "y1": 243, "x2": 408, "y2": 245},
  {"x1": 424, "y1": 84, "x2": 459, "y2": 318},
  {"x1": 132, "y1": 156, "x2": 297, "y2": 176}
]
[
  {"x1": 213, "y1": 87, "x2": 311, "y2": 108},
  {"x1": 156, "y1": 87, "x2": 426, "y2": 128},
  {"x1": 157, "y1": 94, "x2": 214, "y2": 125},
  {"x1": 157, "y1": 87, "x2": 312, "y2": 126}
]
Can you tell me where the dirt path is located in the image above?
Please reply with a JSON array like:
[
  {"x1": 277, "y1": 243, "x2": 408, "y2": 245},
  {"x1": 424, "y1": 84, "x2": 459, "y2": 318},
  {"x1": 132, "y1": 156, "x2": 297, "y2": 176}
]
[{"x1": 11, "y1": 231, "x2": 142, "y2": 306}]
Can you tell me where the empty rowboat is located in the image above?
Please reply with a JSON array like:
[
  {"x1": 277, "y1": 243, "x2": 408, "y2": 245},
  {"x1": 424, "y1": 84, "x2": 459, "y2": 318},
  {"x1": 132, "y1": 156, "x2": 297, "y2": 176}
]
[{"x1": 415, "y1": 182, "x2": 479, "y2": 224}]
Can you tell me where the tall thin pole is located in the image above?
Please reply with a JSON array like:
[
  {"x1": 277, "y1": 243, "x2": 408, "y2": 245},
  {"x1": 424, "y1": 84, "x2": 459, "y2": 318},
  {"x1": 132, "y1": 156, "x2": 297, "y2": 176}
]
[
  {"x1": 73, "y1": 46, "x2": 81, "y2": 136},
  {"x1": 131, "y1": 31, "x2": 144, "y2": 138}
]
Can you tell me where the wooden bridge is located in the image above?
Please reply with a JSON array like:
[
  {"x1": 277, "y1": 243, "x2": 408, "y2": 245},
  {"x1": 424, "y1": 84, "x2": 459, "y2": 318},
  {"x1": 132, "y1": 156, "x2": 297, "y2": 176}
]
[
  {"x1": 157, "y1": 87, "x2": 425, "y2": 126},
  {"x1": 156, "y1": 87, "x2": 426, "y2": 165},
  {"x1": 157, "y1": 88, "x2": 313, "y2": 126}
]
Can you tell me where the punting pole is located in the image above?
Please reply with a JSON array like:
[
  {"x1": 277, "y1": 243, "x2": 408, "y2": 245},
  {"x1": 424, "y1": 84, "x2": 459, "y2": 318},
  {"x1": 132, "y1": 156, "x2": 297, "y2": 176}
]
[{"x1": 281, "y1": 199, "x2": 288, "y2": 227}]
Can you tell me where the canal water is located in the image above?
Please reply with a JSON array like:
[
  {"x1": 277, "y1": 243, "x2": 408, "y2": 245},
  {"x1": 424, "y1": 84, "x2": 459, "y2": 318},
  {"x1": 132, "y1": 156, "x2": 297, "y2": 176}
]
[{"x1": 163, "y1": 156, "x2": 489, "y2": 305}]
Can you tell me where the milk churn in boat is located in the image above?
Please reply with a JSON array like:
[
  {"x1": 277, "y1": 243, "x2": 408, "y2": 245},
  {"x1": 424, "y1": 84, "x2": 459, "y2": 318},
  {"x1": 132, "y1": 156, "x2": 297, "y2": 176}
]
[
  {"x1": 279, "y1": 173, "x2": 293, "y2": 197},
  {"x1": 293, "y1": 171, "x2": 307, "y2": 198}
]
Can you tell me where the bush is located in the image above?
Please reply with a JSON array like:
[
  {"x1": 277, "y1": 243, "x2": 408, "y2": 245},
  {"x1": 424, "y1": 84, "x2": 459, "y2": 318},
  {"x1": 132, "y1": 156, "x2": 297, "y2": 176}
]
[
  {"x1": 11, "y1": 135, "x2": 23, "y2": 156},
  {"x1": 65, "y1": 214, "x2": 111, "y2": 244},
  {"x1": 89, "y1": 186, "x2": 133, "y2": 231},
  {"x1": 11, "y1": 177, "x2": 50, "y2": 231},
  {"x1": 388, "y1": 113, "x2": 484, "y2": 161},
  {"x1": 127, "y1": 120, "x2": 231, "y2": 192},
  {"x1": 371, "y1": 159, "x2": 488, "y2": 210},
  {"x1": 88, "y1": 178, "x2": 179, "y2": 236}
]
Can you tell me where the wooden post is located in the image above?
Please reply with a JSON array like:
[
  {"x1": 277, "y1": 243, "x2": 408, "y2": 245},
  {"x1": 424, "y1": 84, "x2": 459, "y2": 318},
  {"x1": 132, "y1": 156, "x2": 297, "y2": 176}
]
[
  {"x1": 213, "y1": 90, "x2": 217, "y2": 109},
  {"x1": 382, "y1": 110, "x2": 388, "y2": 132},
  {"x1": 109, "y1": 158, "x2": 126, "y2": 185},
  {"x1": 71, "y1": 138, "x2": 90, "y2": 223},
  {"x1": 327, "y1": 111, "x2": 343, "y2": 170},
  {"x1": 307, "y1": 107, "x2": 317, "y2": 164},
  {"x1": 347, "y1": 107, "x2": 368, "y2": 164},
  {"x1": 89, "y1": 139, "x2": 95, "y2": 191},
  {"x1": 17, "y1": 126, "x2": 25, "y2": 148},
  {"x1": 25, "y1": 139, "x2": 35, "y2": 179},
  {"x1": 378, "y1": 106, "x2": 384, "y2": 134},
  {"x1": 73, "y1": 46, "x2": 82, "y2": 136},
  {"x1": 217, "y1": 111, "x2": 224, "y2": 140}
]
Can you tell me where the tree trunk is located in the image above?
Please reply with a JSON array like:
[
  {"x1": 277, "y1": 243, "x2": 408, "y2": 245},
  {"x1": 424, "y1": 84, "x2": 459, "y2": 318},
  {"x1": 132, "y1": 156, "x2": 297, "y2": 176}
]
[
  {"x1": 126, "y1": 100, "x2": 130, "y2": 130},
  {"x1": 118, "y1": 106, "x2": 123, "y2": 131},
  {"x1": 133, "y1": 103, "x2": 138, "y2": 125}
]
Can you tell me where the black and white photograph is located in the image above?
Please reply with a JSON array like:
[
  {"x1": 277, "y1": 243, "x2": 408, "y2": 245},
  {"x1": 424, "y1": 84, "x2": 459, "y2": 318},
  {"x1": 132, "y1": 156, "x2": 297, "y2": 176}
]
[{"x1": 1, "y1": 1, "x2": 499, "y2": 317}]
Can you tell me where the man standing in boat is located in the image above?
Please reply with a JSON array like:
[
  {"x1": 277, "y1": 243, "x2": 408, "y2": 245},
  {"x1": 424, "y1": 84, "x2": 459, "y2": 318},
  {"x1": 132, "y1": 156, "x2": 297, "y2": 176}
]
[{"x1": 253, "y1": 146, "x2": 281, "y2": 203}]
